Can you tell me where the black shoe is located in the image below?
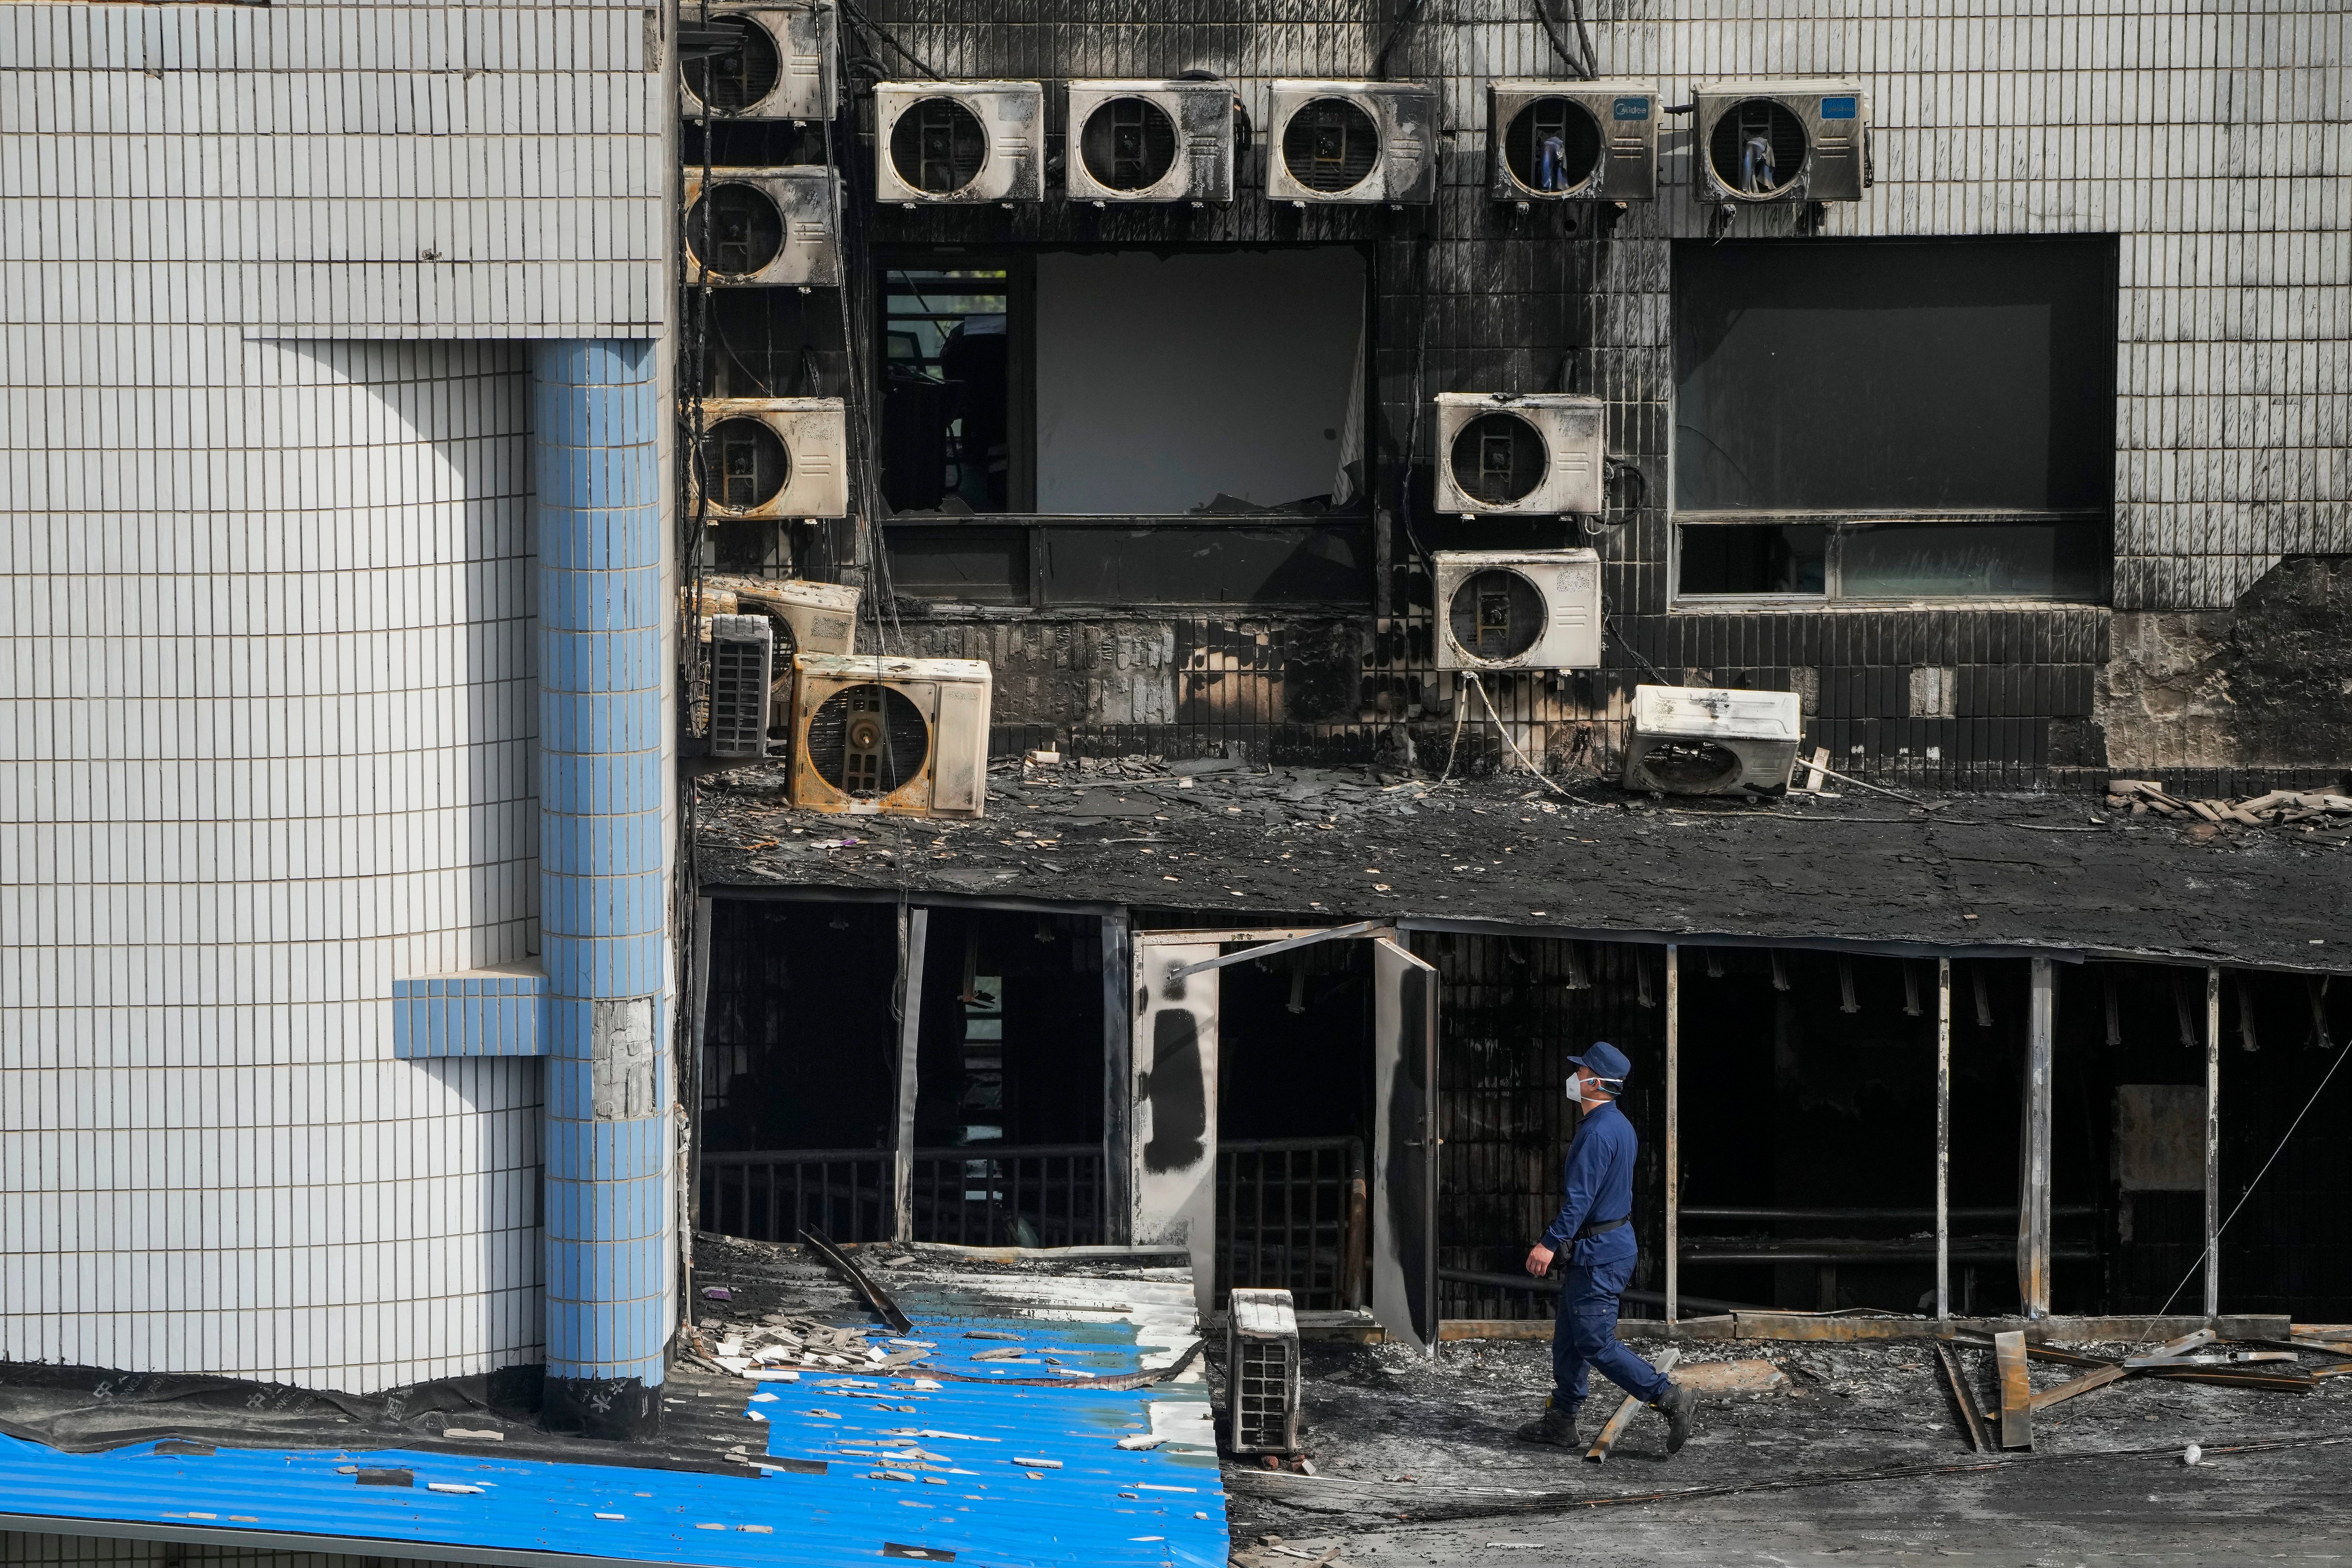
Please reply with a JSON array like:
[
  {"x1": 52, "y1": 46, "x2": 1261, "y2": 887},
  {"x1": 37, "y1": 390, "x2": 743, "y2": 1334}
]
[
  {"x1": 1651, "y1": 1380, "x2": 1697, "y2": 1455},
  {"x1": 1514, "y1": 1397, "x2": 1583, "y2": 1447}
]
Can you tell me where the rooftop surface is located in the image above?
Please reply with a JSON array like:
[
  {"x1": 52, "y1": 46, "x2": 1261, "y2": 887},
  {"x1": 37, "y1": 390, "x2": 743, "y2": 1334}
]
[
  {"x1": 694, "y1": 761, "x2": 2352, "y2": 974},
  {"x1": 0, "y1": 1246, "x2": 1227, "y2": 1568}
]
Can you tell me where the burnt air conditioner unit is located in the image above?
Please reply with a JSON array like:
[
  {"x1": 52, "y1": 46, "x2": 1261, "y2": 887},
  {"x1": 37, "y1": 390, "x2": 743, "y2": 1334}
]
[
  {"x1": 740, "y1": 578, "x2": 860, "y2": 658},
  {"x1": 1063, "y1": 79, "x2": 1236, "y2": 204},
  {"x1": 1265, "y1": 81, "x2": 1438, "y2": 206},
  {"x1": 1622, "y1": 684, "x2": 1803, "y2": 796},
  {"x1": 1433, "y1": 393, "x2": 1605, "y2": 517},
  {"x1": 689, "y1": 398, "x2": 848, "y2": 521},
  {"x1": 874, "y1": 82, "x2": 1044, "y2": 205},
  {"x1": 679, "y1": 3, "x2": 837, "y2": 122},
  {"x1": 707, "y1": 615, "x2": 775, "y2": 759},
  {"x1": 1432, "y1": 549, "x2": 1602, "y2": 672},
  {"x1": 789, "y1": 654, "x2": 993, "y2": 819},
  {"x1": 683, "y1": 167, "x2": 839, "y2": 287},
  {"x1": 1488, "y1": 80, "x2": 1660, "y2": 202},
  {"x1": 1693, "y1": 79, "x2": 1869, "y2": 207}
]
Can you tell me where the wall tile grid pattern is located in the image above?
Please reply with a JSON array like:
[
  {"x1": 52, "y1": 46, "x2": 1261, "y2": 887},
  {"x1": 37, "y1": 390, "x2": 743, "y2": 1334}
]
[
  {"x1": 854, "y1": 0, "x2": 2347, "y2": 783},
  {"x1": 533, "y1": 339, "x2": 672, "y2": 1389},
  {"x1": 0, "y1": 0, "x2": 666, "y2": 336},
  {"x1": 1, "y1": 332, "x2": 543, "y2": 1387},
  {"x1": 2, "y1": 1533, "x2": 445, "y2": 1568}
]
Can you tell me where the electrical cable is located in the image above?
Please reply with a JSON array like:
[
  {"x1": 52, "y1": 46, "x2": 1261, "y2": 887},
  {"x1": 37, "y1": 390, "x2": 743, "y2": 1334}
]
[
  {"x1": 2124, "y1": 1036, "x2": 2352, "y2": 1351},
  {"x1": 1530, "y1": 0, "x2": 1594, "y2": 80},
  {"x1": 1560, "y1": 0, "x2": 1599, "y2": 78},
  {"x1": 1466, "y1": 672, "x2": 1578, "y2": 800},
  {"x1": 1602, "y1": 610, "x2": 1671, "y2": 685},
  {"x1": 1372, "y1": 0, "x2": 1431, "y2": 79},
  {"x1": 836, "y1": 0, "x2": 940, "y2": 80}
]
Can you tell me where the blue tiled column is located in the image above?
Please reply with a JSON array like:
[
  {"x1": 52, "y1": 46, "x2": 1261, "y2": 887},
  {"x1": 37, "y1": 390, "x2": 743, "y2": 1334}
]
[{"x1": 533, "y1": 340, "x2": 669, "y2": 1440}]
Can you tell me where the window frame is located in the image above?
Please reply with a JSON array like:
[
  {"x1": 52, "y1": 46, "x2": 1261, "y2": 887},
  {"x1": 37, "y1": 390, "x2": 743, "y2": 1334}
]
[{"x1": 1666, "y1": 235, "x2": 2119, "y2": 612}]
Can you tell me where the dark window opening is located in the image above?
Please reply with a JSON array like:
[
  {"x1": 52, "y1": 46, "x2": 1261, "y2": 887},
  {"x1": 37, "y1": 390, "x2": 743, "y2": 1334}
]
[
  {"x1": 878, "y1": 247, "x2": 1366, "y2": 519},
  {"x1": 1504, "y1": 96, "x2": 1602, "y2": 193},
  {"x1": 1678, "y1": 523, "x2": 1828, "y2": 596},
  {"x1": 1673, "y1": 237, "x2": 2115, "y2": 603}
]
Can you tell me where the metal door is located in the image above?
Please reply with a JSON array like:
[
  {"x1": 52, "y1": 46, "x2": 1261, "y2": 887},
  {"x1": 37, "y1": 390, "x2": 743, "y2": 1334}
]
[
  {"x1": 1371, "y1": 936, "x2": 1440, "y2": 1354},
  {"x1": 1131, "y1": 936, "x2": 1220, "y2": 1315}
]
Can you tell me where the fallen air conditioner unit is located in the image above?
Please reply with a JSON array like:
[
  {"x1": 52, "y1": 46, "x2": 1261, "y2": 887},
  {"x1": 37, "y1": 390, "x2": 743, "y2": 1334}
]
[
  {"x1": 1621, "y1": 684, "x2": 1803, "y2": 796},
  {"x1": 789, "y1": 654, "x2": 992, "y2": 818},
  {"x1": 706, "y1": 615, "x2": 775, "y2": 759},
  {"x1": 1432, "y1": 549, "x2": 1602, "y2": 671}
]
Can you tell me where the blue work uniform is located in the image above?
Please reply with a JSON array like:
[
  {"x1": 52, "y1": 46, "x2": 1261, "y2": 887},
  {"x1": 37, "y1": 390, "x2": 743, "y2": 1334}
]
[{"x1": 1540, "y1": 1098, "x2": 1670, "y2": 1407}]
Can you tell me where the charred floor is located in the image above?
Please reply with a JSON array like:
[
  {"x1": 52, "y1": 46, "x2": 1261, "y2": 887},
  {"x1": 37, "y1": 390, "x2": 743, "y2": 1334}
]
[{"x1": 687, "y1": 757, "x2": 2352, "y2": 1336}]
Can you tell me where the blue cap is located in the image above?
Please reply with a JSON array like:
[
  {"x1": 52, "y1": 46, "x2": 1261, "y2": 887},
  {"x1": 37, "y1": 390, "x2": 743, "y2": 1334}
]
[{"x1": 1568, "y1": 1041, "x2": 1632, "y2": 1085}]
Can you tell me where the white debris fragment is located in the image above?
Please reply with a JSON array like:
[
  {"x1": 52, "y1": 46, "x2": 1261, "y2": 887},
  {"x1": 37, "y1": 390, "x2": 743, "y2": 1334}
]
[{"x1": 2183, "y1": 1444, "x2": 2203, "y2": 1466}]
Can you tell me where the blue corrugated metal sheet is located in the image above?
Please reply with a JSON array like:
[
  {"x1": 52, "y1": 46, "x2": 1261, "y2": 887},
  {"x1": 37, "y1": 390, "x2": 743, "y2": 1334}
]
[{"x1": 0, "y1": 1309, "x2": 1228, "y2": 1568}]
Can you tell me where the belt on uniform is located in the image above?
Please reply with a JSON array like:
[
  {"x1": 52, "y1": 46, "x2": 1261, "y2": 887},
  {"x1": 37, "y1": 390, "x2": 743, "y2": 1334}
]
[{"x1": 1573, "y1": 1214, "x2": 1630, "y2": 1241}]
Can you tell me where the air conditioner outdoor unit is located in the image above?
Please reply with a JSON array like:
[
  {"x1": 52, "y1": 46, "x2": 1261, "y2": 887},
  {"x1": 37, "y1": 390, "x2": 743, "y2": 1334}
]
[
  {"x1": 1433, "y1": 393, "x2": 1605, "y2": 517},
  {"x1": 1622, "y1": 685, "x2": 1803, "y2": 796},
  {"x1": 1693, "y1": 79, "x2": 1869, "y2": 206},
  {"x1": 874, "y1": 82, "x2": 1044, "y2": 204},
  {"x1": 707, "y1": 615, "x2": 775, "y2": 759},
  {"x1": 1063, "y1": 79, "x2": 1236, "y2": 203},
  {"x1": 1433, "y1": 549, "x2": 1602, "y2": 672},
  {"x1": 738, "y1": 578, "x2": 860, "y2": 657},
  {"x1": 1488, "y1": 80, "x2": 1660, "y2": 202},
  {"x1": 1265, "y1": 81, "x2": 1438, "y2": 205},
  {"x1": 789, "y1": 654, "x2": 993, "y2": 819},
  {"x1": 679, "y1": 3, "x2": 837, "y2": 121},
  {"x1": 683, "y1": 167, "x2": 839, "y2": 287},
  {"x1": 688, "y1": 398, "x2": 848, "y2": 521}
]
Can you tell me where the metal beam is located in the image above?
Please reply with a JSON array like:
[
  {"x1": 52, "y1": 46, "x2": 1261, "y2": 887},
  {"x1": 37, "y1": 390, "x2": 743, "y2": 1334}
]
[
  {"x1": 891, "y1": 906, "x2": 928, "y2": 1243},
  {"x1": 2205, "y1": 964, "x2": 2222, "y2": 1321},
  {"x1": 1937, "y1": 956, "x2": 1951, "y2": 1323},
  {"x1": 1665, "y1": 942, "x2": 1679, "y2": 1327},
  {"x1": 1168, "y1": 920, "x2": 1378, "y2": 981},
  {"x1": 2022, "y1": 957, "x2": 2054, "y2": 1319}
]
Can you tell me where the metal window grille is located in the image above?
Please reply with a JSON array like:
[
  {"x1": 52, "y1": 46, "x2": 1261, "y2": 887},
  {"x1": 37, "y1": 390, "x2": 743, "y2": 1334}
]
[{"x1": 1216, "y1": 1137, "x2": 1366, "y2": 1311}]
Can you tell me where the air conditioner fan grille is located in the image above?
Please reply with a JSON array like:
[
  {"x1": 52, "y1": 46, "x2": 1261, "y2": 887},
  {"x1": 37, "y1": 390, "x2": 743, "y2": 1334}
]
[
  {"x1": 809, "y1": 682, "x2": 931, "y2": 797},
  {"x1": 1448, "y1": 412, "x2": 1548, "y2": 507},
  {"x1": 686, "y1": 184, "x2": 786, "y2": 277},
  {"x1": 891, "y1": 98, "x2": 990, "y2": 194},
  {"x1": 683, "y1": 16, "x2": 782, "y2": 113},
  {"x1": 1281, "y1": 98, "x2": 1379, "y2": 193},
  {"x1": 1446, "y1": 568, "x2": 1547, "y2": 662},
  {"x1": 701, "y1": 417, "x2": 792, "y2": 511},
  {"x1": 1503, "y1": 97, "x2": 1604, "y2": 194},
  {"x1": 1079, "y1": 96, "x2": 1179, "y2": 191},
  {"x1": 1708, "y1": 99, "x2": 1809, "y2": 197}
]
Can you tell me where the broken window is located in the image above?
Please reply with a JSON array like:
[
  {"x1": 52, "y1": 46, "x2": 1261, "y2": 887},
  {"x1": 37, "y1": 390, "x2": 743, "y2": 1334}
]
[
  {"x1": 878, "y1": 247, "x2": 1367, "y2": 517},
  {"x1": 1672, "y1": 237, "x2": 2114, "y2": 603}
]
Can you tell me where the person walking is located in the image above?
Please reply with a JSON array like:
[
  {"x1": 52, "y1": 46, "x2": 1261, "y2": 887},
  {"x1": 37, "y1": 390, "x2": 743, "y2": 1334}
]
[{"x1": 1514, "y1": 1041, "x2": 1697, "y2": 1454}]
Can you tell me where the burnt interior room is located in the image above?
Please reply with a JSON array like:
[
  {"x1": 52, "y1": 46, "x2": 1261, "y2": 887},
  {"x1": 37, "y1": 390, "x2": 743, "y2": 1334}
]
[
  {"x1": 1214, "y1": 937, "x2": 1378, "y2": 1310},
  {"x1": 697, "y1": 898, "x2": 903, "y2": 1240},
  {"x1": 906, "y1": 907, "x2": 1108, "y2": 1246},
  {"x1": 1429, "y1": 934, "x2": 1667, "y2": 1322}
]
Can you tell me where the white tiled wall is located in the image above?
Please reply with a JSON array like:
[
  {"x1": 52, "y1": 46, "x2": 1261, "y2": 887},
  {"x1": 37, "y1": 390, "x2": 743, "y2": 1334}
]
[
  {"x1": 0, "y1": 331, "x2": 544, "y2": 1390},
  {"x1": 0, "y1": 1, "x2": 666, "y2": 337}
]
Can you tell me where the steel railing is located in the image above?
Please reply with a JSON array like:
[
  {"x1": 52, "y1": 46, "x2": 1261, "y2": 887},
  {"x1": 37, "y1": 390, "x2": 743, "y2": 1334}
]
[
  {"x1": 1216, "y1": 1136, "x2": 1367, "y2": 1312},
  {"x1": 699, "y1": 1149, "x2": 891, "y2": 1244},
  {"x1": 910, "y1": 1144, "x2": 1106, "y2": 1247}
]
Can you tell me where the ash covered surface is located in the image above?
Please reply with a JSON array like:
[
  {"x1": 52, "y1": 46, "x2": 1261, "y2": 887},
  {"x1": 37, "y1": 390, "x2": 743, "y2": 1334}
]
[
  {"x1": 693, "y1": 759, "x2": 2352, "y2": 972},
  {"x1": 1214, "y1": 1335, "x2": 2352, "y2": 1566}
]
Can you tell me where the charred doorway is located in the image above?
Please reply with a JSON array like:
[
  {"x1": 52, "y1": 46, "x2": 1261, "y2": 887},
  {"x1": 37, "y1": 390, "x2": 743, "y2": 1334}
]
[
  {"x1": 1215, "y1": 938, "x2": 1376, "y2": 1315},
  {"x1": 699, "y1": 899, "x2": 902, "y2": 1242},
  {"x1": 1428, "y1": 935, "x2": 1667, "y2": 1325},
  {"x1": 908, "y1": 909, "x2": 1108, "y2": 1246}
]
